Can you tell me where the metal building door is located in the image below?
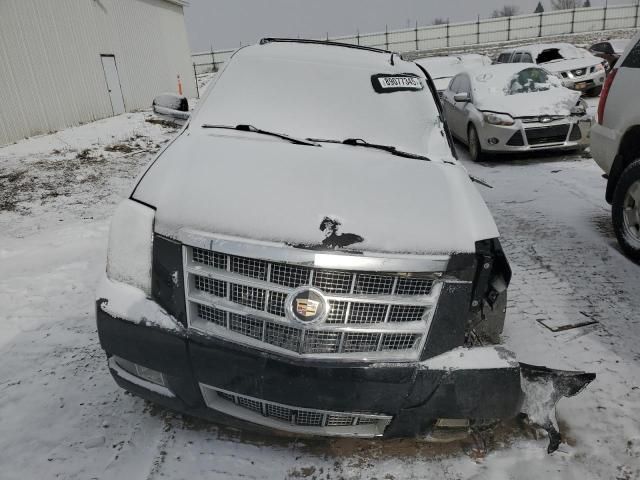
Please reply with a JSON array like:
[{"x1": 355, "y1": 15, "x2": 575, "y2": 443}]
[{"x1": 100, "y1": 55, "x2": 125, "y2": 115}]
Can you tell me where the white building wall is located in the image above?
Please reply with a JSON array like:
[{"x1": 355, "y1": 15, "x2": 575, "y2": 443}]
[{"x1": 0, "y1": 0, "x2": 195, "y2": 146}]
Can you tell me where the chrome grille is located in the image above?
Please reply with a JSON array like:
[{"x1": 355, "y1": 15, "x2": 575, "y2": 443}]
[
  {"x1": 396, "y1": 277, "x2": 434, "y2": 295},
  {"x1": 185, "y1": 243, "x2": 444, "y2": 361},
  {"x1": 326, "y1": 415, "x2": 355, "y2": 427},
  {"x1": 200, "y1": 384, "x2": 392, "y2": 437},
  {"x1": 326, "y1": 301, "x2": 348, "y2": 324},
  {"x1": 195, "y1": 276, "x2": 227, "y2": 298},
  {"x1": 265, "y1": 323, "x2": 301, "y2": 352},
  {"x1": 349, "y1": 303, "x2": 388, "y2": 324},
  {"x1": 192, "y1": 247, "x2": 226, "y2": 269},
  {"x1": 231, "y1": 256, "x2": 267, "y2": 280},
  {"x1": 267, "y1": 291, "x2": 287, "y2": 317},
  {"x1": 230, "y1": 284, "x2": 265, "y2": 310},
  {"x1": 389, "y1": 305, "x2": 426, "y2": 323},
  {"x1": 381, "y1": 333, "x2": 420, "y2": 351},
  {"x1": 313, "y1": 270, "x2": 353, "y2": 294},
  {"x1": 302, "y1": 331, "x2": 341, "y2": 354},
  {"x1": 229, "y1": 313, "x2": 263, "y2": 339},
  {"x1": 191, "y1": 249, "x2": 435, "y2": 297},
  {"x1": 354, "y1": 274, "x2": 394, "y2": 295},
  {"x1": 266, "y1": 403, "x2": 292, "y2": 422},
  {"x1": 193, "y1": 304, "x2": 423, "y2": 356},
  {"x1": 270, "y1": 263, "x2": 311, "y2": 288},
  {"x1": 229, "y1": 312, "x2": 263, "y2": 340},
  {"x1": 237, "y1": 396, "x2": 263, "y2": 413},
  {"x1": 296, "y1": 410, "x2": 324, "y2": 426},
  {"x1": 343, "y1": 333, "x2": 381, "y2": 353},
  {"x1": 197, "y1": 303, "x2": 226, "y2": 327}
]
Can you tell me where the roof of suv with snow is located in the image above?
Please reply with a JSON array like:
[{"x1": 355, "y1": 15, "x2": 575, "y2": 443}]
[{"x1": 230, "y1": 38, "x2": 408, "y2": 70}]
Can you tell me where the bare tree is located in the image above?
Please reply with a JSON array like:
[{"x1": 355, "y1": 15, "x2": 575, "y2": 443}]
[
  {"x1": 491, "y1": 5, "x2": 520, "y2": 17},
  {"x1": 550, "y1": 0, "x2": 578, "y2": 10},
  {"x1": 432, "y1": 17, "x2": 449, "y2": 25}
]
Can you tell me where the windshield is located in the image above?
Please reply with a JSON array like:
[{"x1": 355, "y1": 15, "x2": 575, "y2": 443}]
[
  {"x1": 506, "y1": 68, "x2": 560, "y2": 95},
  {"x1": 535, "y1": 44, "x2": 593, "y2": 64},
  {"x1": 192, "y1": 45, "x2": 452, "y2": 159}
]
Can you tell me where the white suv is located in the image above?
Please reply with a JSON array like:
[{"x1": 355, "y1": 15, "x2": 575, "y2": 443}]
[
  {"x1": 496, "y1": 43, "x2": 607, "y2": 97},
  {"x1": 592, "y1": 32, "x2": 640, "y2": 263}
]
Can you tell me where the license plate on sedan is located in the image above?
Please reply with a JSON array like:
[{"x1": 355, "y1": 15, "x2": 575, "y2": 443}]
[{"x1": 574, "y1": 81, "x2": 589, "y2": 90}]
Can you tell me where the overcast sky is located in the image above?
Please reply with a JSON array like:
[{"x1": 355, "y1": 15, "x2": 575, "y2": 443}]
[{"x1": 183, "y1": 0, "x2": 622, "y2": 52}]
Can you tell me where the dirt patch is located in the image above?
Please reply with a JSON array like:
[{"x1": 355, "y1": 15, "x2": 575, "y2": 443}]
[
  {"x1": 145, "y1": 117, "x2": 180, "y2": 129},
  {"x1": 104, "y1": 143, "x2": 136, "y2": 154}
]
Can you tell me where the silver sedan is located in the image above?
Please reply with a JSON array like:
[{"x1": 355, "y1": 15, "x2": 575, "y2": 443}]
[{"x1": 441, "y1": 64, "x2": 591, "y2": 162}]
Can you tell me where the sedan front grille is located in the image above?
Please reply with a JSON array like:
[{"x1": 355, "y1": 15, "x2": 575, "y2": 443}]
[
  {"x1": 199, "y1": 384, "x2": 393, "y2": 437},
  {"x1": 525, "y1": 125, "x2": 570, "y2": 146},
  {"x1": 185, "y1": 244, "x2": 441, "y2": 361}
]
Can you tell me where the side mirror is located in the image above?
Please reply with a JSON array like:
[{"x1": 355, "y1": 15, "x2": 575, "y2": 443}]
[
  {"x1": 454, "y1": 92, "x2": 471, "y2": 103},
  {"x1": 152, "y1": 93, "x2": 190, "y2": 124}
]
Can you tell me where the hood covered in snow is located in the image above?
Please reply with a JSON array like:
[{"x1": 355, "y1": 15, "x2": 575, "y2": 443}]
[
  {"x1": 468, "y1": 64, "x2": 582, "y2": 117},
  {"x1": 475, "y1": 87, "x2": 581, "y2": 117},
  {"x1": 132, "y1": 131, "x2": 499, "y2": 255}
]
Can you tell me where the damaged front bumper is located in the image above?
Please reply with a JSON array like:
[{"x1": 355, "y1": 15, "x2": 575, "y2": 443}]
[{"x1": 96, "y1": 280, "x2": 595, "y2": 452}]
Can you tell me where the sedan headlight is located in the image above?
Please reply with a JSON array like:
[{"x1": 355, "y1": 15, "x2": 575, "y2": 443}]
[
  {"x1": 596, "y1": 63, "x2": 606, "y2": 72},
  {"x1": 571, "y1": 99, "x2": 587, "y2": 116},
  {"x1": 106, "y1": 199, "x2": 155, "y2": 295},
  {"x1": 483, "y1": 112, "x2": 515, "y2": 126}
]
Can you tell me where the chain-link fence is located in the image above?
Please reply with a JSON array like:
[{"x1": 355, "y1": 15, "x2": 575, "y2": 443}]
[{"x1": 190, "y1": 3, "x2": 640, "y2": 96}]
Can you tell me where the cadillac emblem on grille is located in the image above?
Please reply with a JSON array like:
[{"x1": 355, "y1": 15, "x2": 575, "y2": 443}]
[{"x1": 287, "y1": 287, "x2": 328, "y2": 324}]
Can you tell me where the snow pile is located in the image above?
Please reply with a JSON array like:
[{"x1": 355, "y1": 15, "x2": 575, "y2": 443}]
[{"x1": 97, "y1": 276, "x2": 183, "y2": 332}]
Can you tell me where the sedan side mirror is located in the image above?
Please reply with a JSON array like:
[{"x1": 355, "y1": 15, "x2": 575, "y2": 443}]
[
  {"x1": 454, "y1": 92, "x2": 471, "y2": 103},
  {"x1": 152, "y1": 93, "x2": 190, "y2": 124}
]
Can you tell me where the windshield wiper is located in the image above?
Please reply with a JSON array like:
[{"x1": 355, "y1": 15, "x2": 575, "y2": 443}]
[
  {"x1": 201, "y1": 124, "x2": 319, "y2": 146},
  {"x1": 308, "y1": 137, "x2": 432, "y2": 162}
]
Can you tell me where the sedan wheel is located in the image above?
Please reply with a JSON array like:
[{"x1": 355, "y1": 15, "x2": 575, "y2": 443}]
[
  {"x1": 468, "y1": 125, "x2": 484, "y2": 162},
  {"x1": 612, "y1": 159, "x2": 640, "y2": 263}
]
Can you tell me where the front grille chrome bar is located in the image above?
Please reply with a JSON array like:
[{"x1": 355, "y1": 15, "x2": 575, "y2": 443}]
[{"x1": 179, "y1": 228, "x2": 449, "y2": 273}]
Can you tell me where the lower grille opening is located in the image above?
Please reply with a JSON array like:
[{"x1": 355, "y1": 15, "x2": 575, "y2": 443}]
[
  {"x1": 506, "y1": 131, "x2": 525, "y2": 146},
  {"x1": 199, "y1": 384, "x2": 393, "y2": 437},
  {"x1": 525, "y1": 125, "x2": 570, "y2": 145},
  {"x1": 569, "y1": 124, "x2": 582, "y2": 141}
]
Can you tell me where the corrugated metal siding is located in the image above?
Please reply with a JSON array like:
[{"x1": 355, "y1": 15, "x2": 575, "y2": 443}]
[{"x1": 0, "y1": 0, "x2": 195, "y2": 145}]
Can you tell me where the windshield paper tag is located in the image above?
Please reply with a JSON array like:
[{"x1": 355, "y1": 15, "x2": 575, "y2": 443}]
[{"x1": 372, "y1": 74, "x2": 424, "y2": 93}]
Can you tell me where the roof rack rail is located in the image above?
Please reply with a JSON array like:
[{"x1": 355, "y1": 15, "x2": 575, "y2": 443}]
[{"x1": 259, "y1": 37, "x2": 395, "y2": 56}]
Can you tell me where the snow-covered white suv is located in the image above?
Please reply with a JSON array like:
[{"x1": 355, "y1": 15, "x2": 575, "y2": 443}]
[
  {"x1": 496, "y1": 43, "x2": 607, "y2": 97},
  {"x1": 592, "y1": 32, "x2": 640, "y2": 263},
  {"x1": 96, "y1": 39, "x2": 593, "y2": 448}
]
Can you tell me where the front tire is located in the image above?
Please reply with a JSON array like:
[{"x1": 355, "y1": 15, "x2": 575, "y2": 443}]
[
  {"x1": 468, "y1": 124, "x2": 484, "y2": 163},
  {"x1": 612, "y1": 159, "x2": 640, "y2": 263}
]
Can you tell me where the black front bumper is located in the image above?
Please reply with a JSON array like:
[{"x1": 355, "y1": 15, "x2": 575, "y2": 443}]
[{"x1": 97, "y1": 305, "x2": 523, "y2": 437}]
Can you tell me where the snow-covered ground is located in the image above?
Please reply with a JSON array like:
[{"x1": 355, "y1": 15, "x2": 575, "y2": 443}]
[{"x1": 1, "y1": 97, "x2": 639, "y2": 479}]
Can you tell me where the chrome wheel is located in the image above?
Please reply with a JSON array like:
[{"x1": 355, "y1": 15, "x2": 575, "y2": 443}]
[{"x1": 622, "y1": 179, "x2": 640, "y2": 248}]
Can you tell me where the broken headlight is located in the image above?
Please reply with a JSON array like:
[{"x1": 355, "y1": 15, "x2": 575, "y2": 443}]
[{"x1": 571, "y1": 99, "x2": 587, "y2": 116}]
